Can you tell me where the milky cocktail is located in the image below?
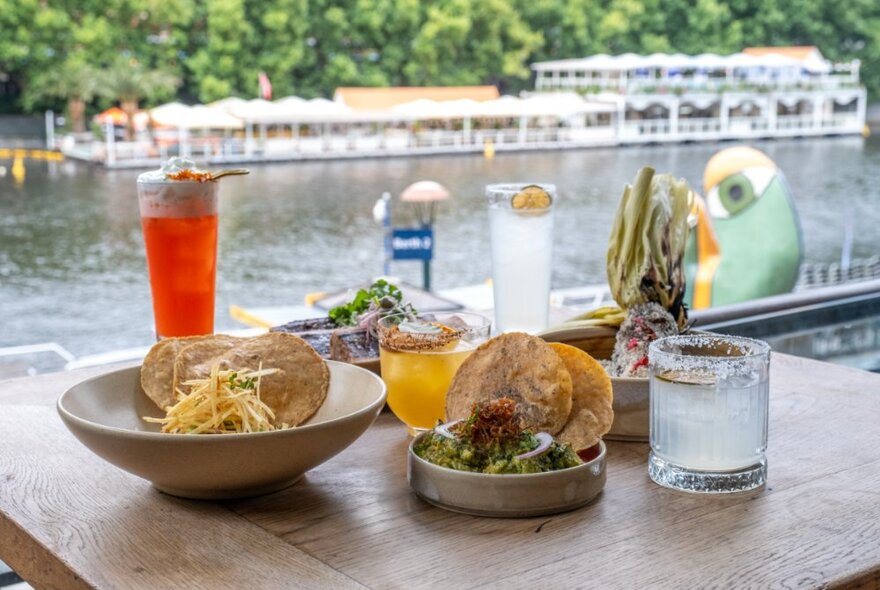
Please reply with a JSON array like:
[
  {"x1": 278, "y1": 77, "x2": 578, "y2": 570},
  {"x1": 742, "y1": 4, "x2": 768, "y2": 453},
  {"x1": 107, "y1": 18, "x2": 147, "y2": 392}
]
[
  {"x1": 486, "y1": 184, "x2": 556, "y2": 334},
  {"x1": 648, "y1": 334, "x2": 771, "y2": 493},
  {"x1": 136, "y1": 158, "x2": 227, "y2": 339},
  {"x1": 379, "y1": 312, "x2": 490, "y2": 435}
]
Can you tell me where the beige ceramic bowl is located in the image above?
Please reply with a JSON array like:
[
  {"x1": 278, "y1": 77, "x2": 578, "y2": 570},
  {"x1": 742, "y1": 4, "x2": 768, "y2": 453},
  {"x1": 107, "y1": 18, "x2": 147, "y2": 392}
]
[
  {"x1": 538, "y1": 323, "x2": 649, "y2": 441},
  {"x1": 408, "y1": 436, "x2": 606, "y2": 517},
  {"x1": 57, "y1": 361, "x2": 386, "y2": 500},
  {"x1": 606, "y1": 376, "x2": 649, "y2": 441}
]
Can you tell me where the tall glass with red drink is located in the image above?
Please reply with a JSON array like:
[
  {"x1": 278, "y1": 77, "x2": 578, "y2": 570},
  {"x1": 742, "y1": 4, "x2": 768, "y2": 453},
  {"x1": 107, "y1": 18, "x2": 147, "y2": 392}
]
[{"x1": 137, "y1": 158, "x2": 219, "y2": 339}]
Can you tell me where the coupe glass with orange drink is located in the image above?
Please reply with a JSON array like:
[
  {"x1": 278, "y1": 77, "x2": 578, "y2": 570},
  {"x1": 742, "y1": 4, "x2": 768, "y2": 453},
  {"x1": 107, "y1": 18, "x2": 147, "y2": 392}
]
[
  {"x1": 137, "y1": 158, "x2": 225, "y2": 339},
  {"x1": 378, "y1": 312, "x2": 490, "y2": 435}
]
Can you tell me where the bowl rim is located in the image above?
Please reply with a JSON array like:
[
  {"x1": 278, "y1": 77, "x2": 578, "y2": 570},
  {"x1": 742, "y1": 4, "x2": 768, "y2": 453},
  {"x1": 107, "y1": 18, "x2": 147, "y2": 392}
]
[
  {"x1": 408, "y1": 432, "x2": 606, "y2": 480},
  {"x1": 57, "y1": 360, "x2": 387, "y2": 441},
  {"x1": 610, "y1": 375, "x2": 648, "y2": 384}
]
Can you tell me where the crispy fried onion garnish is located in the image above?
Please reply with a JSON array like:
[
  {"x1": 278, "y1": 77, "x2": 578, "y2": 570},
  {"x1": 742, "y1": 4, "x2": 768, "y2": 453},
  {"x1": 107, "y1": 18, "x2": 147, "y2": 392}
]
[
  {"x1": 455, "y1": 397, "x2": 524, "y2": 445},
  {"x1": 166, "y1": 169, "x2": 214, "y2": 182}
]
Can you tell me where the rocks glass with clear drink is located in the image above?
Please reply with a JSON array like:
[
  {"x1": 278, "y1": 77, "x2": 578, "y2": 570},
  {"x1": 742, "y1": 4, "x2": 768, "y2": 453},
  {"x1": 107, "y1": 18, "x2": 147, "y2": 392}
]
[
  {"x1": 648, "y1": 334, "x2": 771, "y2": 493},
  {"x1": 486, "y1": 183, "x2": 556, "y2": 333},
  {"x1": 137, "y1": 158, "x2": 219, "y2": 339}
]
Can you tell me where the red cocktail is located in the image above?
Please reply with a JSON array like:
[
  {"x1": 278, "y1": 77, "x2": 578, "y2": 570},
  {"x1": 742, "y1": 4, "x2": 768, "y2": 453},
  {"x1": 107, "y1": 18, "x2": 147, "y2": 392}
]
[{"x1": 137, "y1": 162, "x2": 220, "y2": 339}]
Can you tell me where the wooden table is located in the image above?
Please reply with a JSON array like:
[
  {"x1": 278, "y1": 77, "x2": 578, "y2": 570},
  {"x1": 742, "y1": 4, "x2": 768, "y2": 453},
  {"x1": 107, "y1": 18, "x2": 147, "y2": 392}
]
[{"x1": 2, "y1": 354, "x2": 879, "y2": 589}]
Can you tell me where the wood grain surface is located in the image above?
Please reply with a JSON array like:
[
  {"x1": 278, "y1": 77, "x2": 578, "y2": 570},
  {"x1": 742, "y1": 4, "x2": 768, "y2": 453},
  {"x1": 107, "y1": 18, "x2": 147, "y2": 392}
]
[{"x1": 1, "y1": 354, "x2": 880, "y2": 589}]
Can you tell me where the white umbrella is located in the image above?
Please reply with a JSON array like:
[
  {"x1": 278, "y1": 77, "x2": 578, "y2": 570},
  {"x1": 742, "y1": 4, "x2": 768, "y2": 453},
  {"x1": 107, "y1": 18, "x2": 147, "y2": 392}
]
[
  {"x1": 149, "y1": 102, "x2": 243, "y2": 130},
  {"x1": 400, "y1": 181, "x2": 450, "y2": 203}
]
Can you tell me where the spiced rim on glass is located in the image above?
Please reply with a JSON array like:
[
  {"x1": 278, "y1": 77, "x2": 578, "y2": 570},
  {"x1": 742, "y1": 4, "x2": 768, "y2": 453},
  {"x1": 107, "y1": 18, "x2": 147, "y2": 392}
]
[{"x1": 378, "y1": 312, "x2": 490, "y2": 435}]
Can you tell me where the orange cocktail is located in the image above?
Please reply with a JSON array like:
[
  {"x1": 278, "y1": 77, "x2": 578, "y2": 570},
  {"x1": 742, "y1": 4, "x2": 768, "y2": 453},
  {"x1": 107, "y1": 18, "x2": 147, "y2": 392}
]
[
  {"x1": 137, "y1": 160, "x2": 220, "y2": 339},
  {"x1": 378, "y1": 312, "x2": 490, "y2": 435}
]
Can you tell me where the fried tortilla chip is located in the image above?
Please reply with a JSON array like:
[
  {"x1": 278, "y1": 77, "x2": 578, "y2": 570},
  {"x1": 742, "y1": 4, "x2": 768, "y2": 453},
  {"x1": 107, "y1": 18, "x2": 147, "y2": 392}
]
[
  {"x1": 549, "y1": 342, "x2": 614, "y2": 450},
  {"x1": 141, "y1": 335, "x2": 238, "y2": 411},
  {"x1": 171, "y1": 335, "x2": 241, "y2": 396},
  {"x1": 183, "y1": 332, "x2": 330, "y2": 427},
  {"x1": 446, "y1": 333, "x2": 573, "y2": 434}
]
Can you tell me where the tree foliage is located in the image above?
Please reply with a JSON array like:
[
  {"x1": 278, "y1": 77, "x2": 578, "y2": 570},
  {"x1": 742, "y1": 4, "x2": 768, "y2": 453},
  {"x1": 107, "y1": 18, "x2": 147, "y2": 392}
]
[{"x1": 1, "y1": 0, "x2": 877, "y2": 118}]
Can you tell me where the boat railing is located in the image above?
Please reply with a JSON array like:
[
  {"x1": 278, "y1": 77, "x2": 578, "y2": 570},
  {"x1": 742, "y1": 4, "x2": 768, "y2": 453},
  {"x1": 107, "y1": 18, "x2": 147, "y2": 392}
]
[
  {"x1": 0, "y1": 342, "x2": 77, "y2": 379},
  {"x1": 691, "y1": 278, "x2": 880, "y2": 332},
  {"x1": 798, "y1": 256, "x2": 880, "y2": 289},
  {"x1": 692, "y1": 278, "x2": 880, "y2": 371},
  {"x1": 541, "y1": 75, "x2": 861, "y2": 94}
]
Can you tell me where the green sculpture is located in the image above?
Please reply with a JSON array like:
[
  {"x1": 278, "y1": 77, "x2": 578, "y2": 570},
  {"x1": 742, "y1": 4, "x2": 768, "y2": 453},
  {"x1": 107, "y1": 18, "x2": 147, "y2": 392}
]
[{"x1": 684, "y1": 146, "x2": 803, "y2": 309}]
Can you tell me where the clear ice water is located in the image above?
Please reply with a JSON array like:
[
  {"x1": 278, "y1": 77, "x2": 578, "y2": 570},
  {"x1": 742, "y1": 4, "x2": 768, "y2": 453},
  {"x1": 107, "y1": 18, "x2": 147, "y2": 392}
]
[
  {"x1": 650, "y1": 371, "x2": 769, "y2": 471},
  {"x1": 488, "y1": 205, "x2": 553, "y2": 333}
]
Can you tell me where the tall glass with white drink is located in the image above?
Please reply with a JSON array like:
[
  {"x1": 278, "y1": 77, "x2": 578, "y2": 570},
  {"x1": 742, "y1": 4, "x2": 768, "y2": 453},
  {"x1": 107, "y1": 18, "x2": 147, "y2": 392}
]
[
  {"x1": 648, "y1": 334, "x2": 771, "y2": 494},
  {"x1": 486, "y1": 184, "x2": 556, "y2": 333}
]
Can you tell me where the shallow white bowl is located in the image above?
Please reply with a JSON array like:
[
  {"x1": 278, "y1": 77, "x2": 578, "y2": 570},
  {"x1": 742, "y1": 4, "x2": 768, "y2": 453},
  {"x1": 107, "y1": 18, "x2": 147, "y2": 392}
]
[
  {"x1": 408, "y1": 435, "x2": 606, "y2": 518},
  {"x1": 57, "y1": 361, "x2": 386, "y2": 500}
]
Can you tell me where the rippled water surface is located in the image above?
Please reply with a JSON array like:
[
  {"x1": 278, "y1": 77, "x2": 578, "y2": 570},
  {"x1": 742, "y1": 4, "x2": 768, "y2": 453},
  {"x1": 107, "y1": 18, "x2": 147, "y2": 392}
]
[{"x1": 2, "y1": 136, "x2": 878, "y2": 357}]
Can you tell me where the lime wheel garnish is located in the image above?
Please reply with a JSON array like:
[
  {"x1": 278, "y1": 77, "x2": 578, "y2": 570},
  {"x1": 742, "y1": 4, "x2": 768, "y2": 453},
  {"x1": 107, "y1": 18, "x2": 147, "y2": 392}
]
[{"x1": 511, "y1": 185, "x2": 552, "y2": 209}]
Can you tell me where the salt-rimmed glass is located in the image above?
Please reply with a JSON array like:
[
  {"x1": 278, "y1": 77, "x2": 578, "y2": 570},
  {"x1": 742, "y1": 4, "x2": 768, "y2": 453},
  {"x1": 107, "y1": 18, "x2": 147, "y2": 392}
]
[
  {"x1": 648, "y1": 334, "x2": 770, "y2": 493},
  {"x1": 378, "y1": 311, "x2": 490, "y2": 435}
]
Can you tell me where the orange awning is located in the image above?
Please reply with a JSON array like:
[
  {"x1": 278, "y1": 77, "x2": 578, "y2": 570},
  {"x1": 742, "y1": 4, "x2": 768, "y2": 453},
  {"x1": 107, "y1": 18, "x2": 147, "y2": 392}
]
[
  {"x1": 94, "y1": 107, "x2": 128, "y2": 125},
  {"x1": 743, "y1": 46, "x2": 820, "y2": 61}
]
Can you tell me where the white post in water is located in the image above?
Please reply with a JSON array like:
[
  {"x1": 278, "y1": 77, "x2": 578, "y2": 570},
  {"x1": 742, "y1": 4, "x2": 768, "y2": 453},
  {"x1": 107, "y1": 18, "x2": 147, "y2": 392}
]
[
  {"x1": 245, "y1": 121, "x2": 254, "y2": 156},
  {"x1": 44, "y1": 110, "x2": 55, "y2": 149},
  {"x1": 105, "y1": 120, "x2": 115, "y2": 165}
]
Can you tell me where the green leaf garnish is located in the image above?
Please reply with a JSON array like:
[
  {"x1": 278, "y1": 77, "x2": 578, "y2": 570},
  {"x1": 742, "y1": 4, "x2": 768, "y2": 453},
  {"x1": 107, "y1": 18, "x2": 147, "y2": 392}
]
[{"x1": 328, "y1": 279, "x2": 415, "y2": 326}]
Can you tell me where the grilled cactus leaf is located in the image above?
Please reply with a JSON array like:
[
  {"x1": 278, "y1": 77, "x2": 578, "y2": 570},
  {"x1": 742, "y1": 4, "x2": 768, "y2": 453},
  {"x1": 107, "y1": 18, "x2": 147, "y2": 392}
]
[{"x1": 606, "y1": 166, "x2": 691, "y2": 328}]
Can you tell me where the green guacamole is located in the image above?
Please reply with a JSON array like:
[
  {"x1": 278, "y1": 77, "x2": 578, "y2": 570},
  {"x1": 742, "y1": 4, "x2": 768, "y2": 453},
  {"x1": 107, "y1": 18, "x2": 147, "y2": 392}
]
[{"x1": 414, "y1": 431, "x2": 582, "y2": 474}]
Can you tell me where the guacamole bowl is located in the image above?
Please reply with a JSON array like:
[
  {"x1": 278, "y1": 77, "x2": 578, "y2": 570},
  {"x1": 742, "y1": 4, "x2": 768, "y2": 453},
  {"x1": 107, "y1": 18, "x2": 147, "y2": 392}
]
[{"x1": 407, "y1": 434, "x2": 606, "y2": 518}]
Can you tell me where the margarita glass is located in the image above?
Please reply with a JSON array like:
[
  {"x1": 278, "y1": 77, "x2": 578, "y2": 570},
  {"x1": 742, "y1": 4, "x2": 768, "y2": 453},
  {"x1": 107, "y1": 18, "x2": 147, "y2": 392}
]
[{"x1": 648, "y1": 334, "x2": 771, "y2": 493}]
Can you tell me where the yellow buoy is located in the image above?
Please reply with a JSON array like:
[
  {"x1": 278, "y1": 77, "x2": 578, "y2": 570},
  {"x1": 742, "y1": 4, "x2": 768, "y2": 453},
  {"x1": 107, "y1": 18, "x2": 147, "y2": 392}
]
[
  {"x1": 11, "y1": 156, "x2": 25, "y2": 184},
  {"x1": 483, "y1": 139, "x2": 495, "y2": 159},
  {"x1": 304, "y1": 291, "x2": 327, "y2": 306},
  {"x1": 228, "y1": 305, "x2": 272, "y2": 329},
  {"x1": 863, "y1": 124, "x2": 871, "y2": 138}
]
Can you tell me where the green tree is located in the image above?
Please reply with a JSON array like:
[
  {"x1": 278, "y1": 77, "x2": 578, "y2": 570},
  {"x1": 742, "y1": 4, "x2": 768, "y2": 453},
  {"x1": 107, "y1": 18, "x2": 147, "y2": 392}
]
[
  {"x1": 103, "y1": 57, "x2": 179, "y2": 140},
  {"x1": 404, "y1": 0, "x2": 542, "y2": 90},
  {"x1": 515, "y1": 0, "x2": 604, "y2": 62},
  {"x1": 2, "y1": 0, "x2": 880, "y2": 111},
  {"x1": 21, "y1": 56, "x2": 105, "y2": 133},
  {"x1": 187, "y1": 0, "x2": 255, "y2": 102},
  {"x1": 250, "y1": 0, "x2": 311, "y2": 98}
]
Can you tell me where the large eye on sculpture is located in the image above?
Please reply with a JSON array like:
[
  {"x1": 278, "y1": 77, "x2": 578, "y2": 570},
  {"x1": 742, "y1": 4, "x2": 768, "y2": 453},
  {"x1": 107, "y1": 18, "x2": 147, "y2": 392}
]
[
  {"x1": 717, "y1": 173, "x2": 756, "y2": 216},
  {"x1": 706, "y1": 167, "x2": 775, "y2": 218}
]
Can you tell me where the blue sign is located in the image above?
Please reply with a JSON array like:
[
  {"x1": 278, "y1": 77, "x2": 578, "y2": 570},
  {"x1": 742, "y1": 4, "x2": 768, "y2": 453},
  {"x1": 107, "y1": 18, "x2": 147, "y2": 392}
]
[{"x1": 391, "y1": 228, "x2": 433, "y2": 261}]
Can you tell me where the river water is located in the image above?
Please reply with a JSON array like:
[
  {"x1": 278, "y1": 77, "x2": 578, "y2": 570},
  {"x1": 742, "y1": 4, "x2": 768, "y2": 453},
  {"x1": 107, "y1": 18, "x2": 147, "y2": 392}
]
[{"x1": 1, "y1": 136, "x2": 878, "y2": 359}]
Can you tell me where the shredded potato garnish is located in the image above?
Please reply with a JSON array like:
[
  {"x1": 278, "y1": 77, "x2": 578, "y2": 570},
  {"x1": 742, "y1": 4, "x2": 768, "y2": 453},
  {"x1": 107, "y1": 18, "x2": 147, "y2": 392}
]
[{"x1": 144, "y1": 364, "x2": 285, "y2": 434}]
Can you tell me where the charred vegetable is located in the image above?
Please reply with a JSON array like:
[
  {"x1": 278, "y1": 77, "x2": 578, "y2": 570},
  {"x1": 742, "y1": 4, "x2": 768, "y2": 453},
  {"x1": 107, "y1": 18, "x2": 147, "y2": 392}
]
[{"x1": 566, "y1": 166, "x2": 691, "y2": 331}]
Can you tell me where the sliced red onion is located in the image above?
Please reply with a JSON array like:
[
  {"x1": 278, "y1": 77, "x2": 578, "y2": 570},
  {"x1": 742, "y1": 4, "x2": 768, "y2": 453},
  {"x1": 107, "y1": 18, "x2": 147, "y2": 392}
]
[
  {"x1": 434, "y1": 420, "x2": 462, "y2": 439},
  {"x1": 515, "y1": 432, "x2": 553, "y2": 460}
]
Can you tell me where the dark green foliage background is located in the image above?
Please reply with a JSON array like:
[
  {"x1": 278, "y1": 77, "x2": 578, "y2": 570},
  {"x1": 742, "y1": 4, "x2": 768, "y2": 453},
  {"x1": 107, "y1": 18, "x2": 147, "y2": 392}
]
[{"x1": 2, "y1": 0, "x2": 877, "y2": 113}]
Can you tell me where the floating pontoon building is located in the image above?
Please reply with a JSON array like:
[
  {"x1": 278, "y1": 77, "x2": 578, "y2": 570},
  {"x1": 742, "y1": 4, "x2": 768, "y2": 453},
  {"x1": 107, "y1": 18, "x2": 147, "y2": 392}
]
[{"x1": 76, "y1": 46, "x2": 867, "y2": 167}]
